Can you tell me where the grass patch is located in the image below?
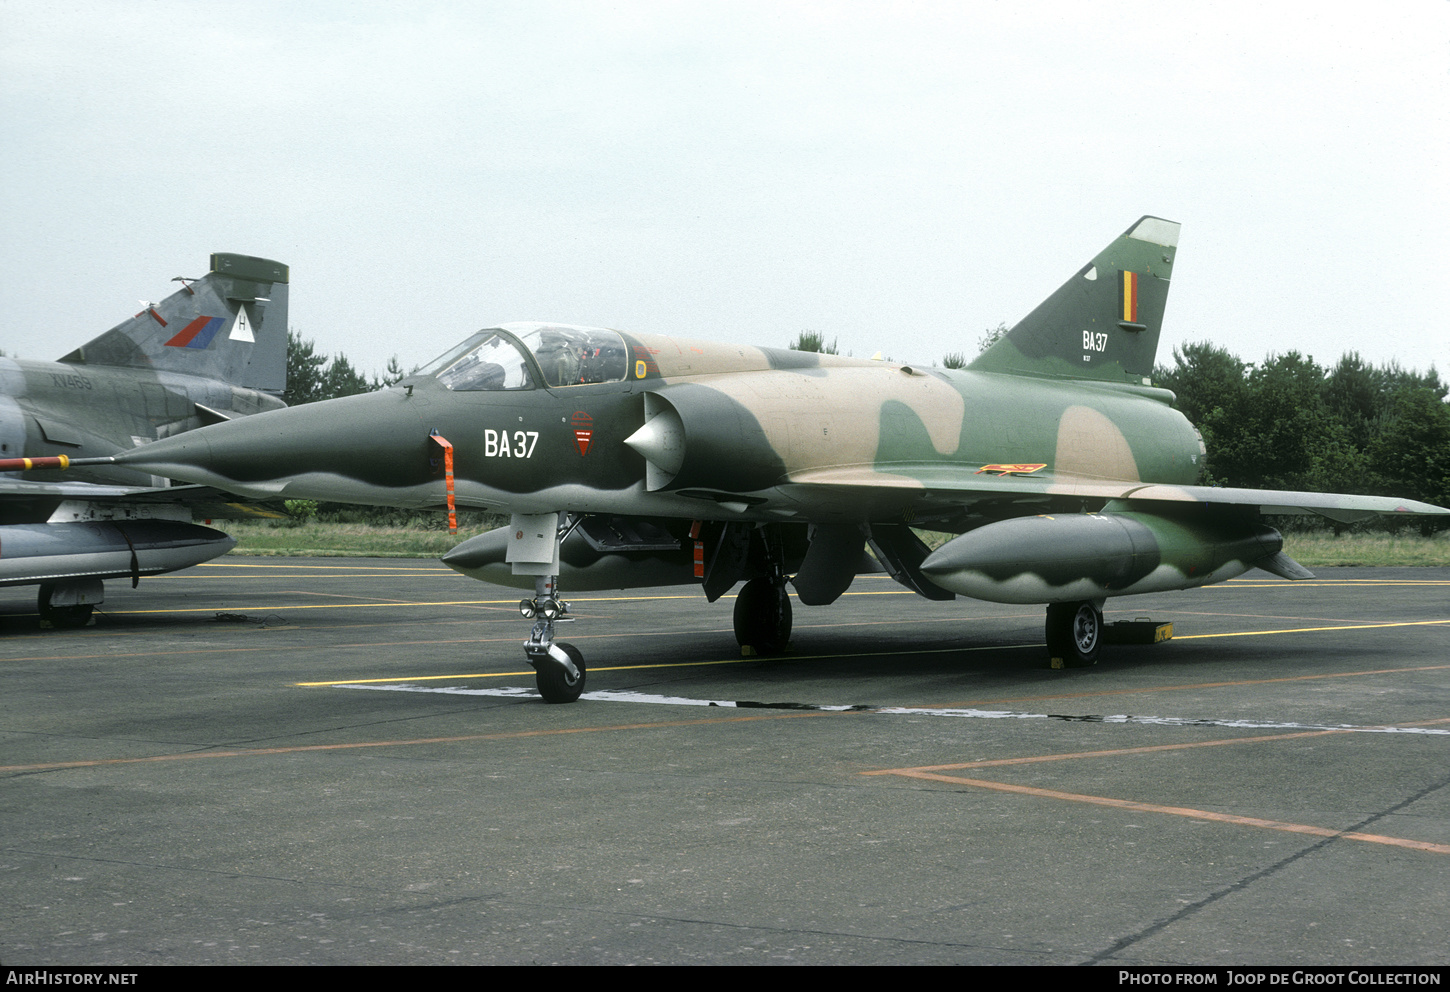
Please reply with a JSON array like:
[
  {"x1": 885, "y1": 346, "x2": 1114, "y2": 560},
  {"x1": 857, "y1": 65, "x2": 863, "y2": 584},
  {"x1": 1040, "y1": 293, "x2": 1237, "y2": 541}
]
[
  {"x1": 227, "y1": 519, "x2": 1450, "y2": 566},
  {"x1": 1281, "y1": 530, "x2": 1450, "y2": 567},
  {"x1": 226, "y1": 519, "x2": 497, "y2": 557}
]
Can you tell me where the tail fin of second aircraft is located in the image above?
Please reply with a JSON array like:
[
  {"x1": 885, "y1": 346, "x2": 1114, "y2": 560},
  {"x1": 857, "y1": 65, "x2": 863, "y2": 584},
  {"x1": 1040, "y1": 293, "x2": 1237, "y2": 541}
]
[
  {"x1": 968, "y1": 216, "x2": 1178, "y2": 385},
  {"x1": 58, "y1": 253, "x2": 289, "y2": 394}
]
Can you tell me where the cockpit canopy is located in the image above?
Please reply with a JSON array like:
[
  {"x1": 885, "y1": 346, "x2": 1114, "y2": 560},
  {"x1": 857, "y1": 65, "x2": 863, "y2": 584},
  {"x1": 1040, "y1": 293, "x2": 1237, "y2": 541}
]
[{"x1": 419, "y1": 323, "x2": 629, "y2": 391}]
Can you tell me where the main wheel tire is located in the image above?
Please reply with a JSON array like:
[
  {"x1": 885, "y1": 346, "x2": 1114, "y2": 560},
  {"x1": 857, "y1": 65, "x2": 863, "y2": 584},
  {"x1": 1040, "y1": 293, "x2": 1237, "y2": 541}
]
[
  {"x1": 733, "y1": 577, "x2": 792, "y2": 655},
  {"x1": 1046, "y1": 601, "x2": 1101, "y2": 668},
  {"x1": 38, "y1": 584, "x2": 94, "y2": 629},
  {"x1": 535, "y1": 642, "x2": 586, "y2": 703}
]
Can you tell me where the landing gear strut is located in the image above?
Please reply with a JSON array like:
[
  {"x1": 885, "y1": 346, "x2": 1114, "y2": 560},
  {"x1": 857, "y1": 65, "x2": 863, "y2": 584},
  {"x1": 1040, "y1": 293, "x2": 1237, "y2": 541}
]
[
  {"x1": 733, "y1": 576, "x2": 792, "y2": 655},
  {"x1": 38, "y1": 581, "x2": 99, "y2": 629},
  {"x1": 730, "y1": 525, "x2": 793, "y2": 655},
  {"x1": 1045, "y1": 600, "x2": 1102, "y2": 668},
  {"x1": 520, "y1": 575, "x2": 586, "y2": 703}
]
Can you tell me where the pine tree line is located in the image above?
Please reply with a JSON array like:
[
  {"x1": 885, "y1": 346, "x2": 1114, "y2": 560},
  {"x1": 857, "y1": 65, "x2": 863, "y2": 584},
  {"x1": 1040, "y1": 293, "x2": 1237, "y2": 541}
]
[
  {"x1": 283, "y1": 331, "x2": 405, "y2": 407},
  {"x1": 1155, "y1": 345, "x2": 1448, "y2": 513}
]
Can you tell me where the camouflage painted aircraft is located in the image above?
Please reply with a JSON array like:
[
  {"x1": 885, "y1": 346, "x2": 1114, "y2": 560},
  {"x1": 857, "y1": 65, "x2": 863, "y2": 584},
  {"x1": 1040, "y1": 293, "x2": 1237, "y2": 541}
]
[
  {"x1": 0, "y1": 253, "x2": 288, "y2": 625},
  {"x1": 74, "y1": 218, "x2": 1446, "y2": 698}
]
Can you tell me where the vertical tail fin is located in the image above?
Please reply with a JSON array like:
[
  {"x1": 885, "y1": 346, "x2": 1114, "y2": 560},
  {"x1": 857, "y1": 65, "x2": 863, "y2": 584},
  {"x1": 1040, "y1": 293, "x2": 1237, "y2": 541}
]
[
  {"x1": 968, "y1": 216, "x2": 1178, "y2": 384},
  {"x1": 58, "y1": 253, "x2": 289, "y2": 393}
]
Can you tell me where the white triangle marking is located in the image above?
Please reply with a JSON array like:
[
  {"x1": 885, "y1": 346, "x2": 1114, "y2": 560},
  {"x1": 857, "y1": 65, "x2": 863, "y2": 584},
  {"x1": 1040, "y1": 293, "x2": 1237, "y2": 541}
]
[{"x1": 229, "y1": 305, "x2": 255, "y2": 342}]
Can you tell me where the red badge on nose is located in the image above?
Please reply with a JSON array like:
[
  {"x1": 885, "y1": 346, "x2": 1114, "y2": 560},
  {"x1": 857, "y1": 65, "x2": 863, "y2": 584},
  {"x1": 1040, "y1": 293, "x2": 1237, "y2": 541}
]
[{"x1": 571, "y1": 411, "x2": 593, "y2": 456}]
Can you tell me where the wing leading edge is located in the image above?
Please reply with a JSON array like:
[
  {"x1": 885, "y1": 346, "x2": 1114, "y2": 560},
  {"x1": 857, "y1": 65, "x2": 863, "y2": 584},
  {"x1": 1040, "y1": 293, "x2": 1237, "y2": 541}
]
[{"x1": 784, "y1": 465, "x2": 1449, "y2": 524}]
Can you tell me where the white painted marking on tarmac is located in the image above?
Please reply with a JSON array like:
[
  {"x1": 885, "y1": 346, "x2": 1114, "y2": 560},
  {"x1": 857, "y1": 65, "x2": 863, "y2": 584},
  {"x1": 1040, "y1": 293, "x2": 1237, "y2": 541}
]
[
  {"x1": 342, "y1": 684, "x2": 539, "y2": 699},
  {"x1": 880, "y1": 707, "x2": 1047, "y2": 720},
  {"x1": 335, "y1": 683, "x2": 860, "y2": 709},
  {"x1": 332, "y1": 683, "x2": 1449, "y2": 733},
  {"x1": 880, "y1": 708, "x2": 1450, "y2": 734}
]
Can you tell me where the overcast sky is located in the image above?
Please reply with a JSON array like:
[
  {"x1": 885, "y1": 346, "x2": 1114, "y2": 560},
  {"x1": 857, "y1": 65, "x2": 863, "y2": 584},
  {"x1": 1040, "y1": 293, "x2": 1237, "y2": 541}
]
[{"x1": 2, "y1": 0, "x2": 1446, "y2": 381}]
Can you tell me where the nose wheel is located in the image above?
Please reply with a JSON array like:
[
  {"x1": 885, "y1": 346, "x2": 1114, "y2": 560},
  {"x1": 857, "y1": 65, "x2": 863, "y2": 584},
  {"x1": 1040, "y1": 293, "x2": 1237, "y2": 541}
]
[
  {"x1": 529, "y1": 637, "x2": 586, "y2": 703},
  {"x1": 520, "y1": 578, "x2": 586, "y2": 702}
]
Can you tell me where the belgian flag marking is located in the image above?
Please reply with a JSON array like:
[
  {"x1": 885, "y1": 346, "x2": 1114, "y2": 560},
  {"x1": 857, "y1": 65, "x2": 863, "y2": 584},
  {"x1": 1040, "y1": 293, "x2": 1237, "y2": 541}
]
[{"x1": 1120, "y1": 271, "x2": 1139, "y2": 324}]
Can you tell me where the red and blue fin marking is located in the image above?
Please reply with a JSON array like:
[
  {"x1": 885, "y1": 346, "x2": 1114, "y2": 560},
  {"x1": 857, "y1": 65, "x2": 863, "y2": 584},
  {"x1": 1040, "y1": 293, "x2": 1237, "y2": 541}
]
[{"x1": 164, "y1": 315, "x2": 226, "y2": 349}]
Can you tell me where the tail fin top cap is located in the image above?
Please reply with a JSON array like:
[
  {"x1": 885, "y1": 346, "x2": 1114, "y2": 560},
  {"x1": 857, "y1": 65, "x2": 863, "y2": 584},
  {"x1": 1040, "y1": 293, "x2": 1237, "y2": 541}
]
[
  {"x1": 1127, "y1": 216, "x2": 1179, "y2": 249},
  {"x1": 209, "y1": 253, "x2": 288, "y2": 285}
]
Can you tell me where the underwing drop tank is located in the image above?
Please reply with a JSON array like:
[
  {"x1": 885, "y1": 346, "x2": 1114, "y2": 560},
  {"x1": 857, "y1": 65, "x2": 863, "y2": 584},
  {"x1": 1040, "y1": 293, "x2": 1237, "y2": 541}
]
[
  {"x1": 0, "y1": 520, "x2": 236, "y2": 588},
  {"x1": 919, "y1": 511, "x2": 1295, "y2": 604}
]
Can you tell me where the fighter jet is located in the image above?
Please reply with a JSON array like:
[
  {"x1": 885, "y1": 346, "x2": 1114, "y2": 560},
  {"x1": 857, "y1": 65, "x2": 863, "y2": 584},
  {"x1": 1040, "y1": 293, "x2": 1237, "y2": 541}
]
[
  {"x1": 0, "y1": 253, "x2": 289, "y2": 625},
  {"x1": 81, "y1": 218, "x2": 1445, "y2": 697}
]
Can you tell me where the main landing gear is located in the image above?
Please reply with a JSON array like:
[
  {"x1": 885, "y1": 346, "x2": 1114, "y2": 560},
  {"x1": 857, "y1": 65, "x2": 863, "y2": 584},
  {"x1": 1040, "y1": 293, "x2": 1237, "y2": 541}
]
[
  {"x1": 38, "y1": 580, "x2": 101, "y2": 629},
  {"x1": 519, "y1": 575, "x2": 586, "y2": 703},
  {"x1": 1045, "y1": 600, "x2": 1102, "y2": 668},
  {"x1": 733, "y1": 575, "x2": 792, "y2": 655}
]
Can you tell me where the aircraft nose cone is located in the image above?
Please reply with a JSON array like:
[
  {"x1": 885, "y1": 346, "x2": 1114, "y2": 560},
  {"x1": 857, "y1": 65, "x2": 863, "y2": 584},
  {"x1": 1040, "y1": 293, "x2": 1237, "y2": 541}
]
[
  {"x1": 441, "y1": 529, "x2": 508, "y2": 573},
  {"x1": 113, "y1": 389, "x2": 429, "y2": 500}
]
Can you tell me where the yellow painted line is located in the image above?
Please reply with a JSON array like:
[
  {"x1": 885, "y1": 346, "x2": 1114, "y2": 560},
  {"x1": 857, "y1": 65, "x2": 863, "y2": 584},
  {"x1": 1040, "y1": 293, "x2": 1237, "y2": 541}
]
[
  {"x1": 298, "y1": 658, "x2": 749, "y2": 686},
  {"x1": 294, "y1": 620, "x2": 1450, "y2": 688},
  {"x1": 152, "y1": 573, "x2": 460, "y2": 580},
  {"x1": 99, "y1": 593, "x2": 707, "y2": 616},
  {"x1": 1161, "y1": 609, "x2": 1382, "y2": 623},
  {"x1": 1176, "y1": 619, "x2": 1450, "y2": 639},
  {"x1": 171, "y1": 571, "x2": 927, "y2": 594},
  {"x1": 4, "y1": 626, "x2": 1019, "y2": 667},
  {"x1": 92, "y1": 587, "x2": 930, "y2": 619},
  {"x1": 294, "y1": 642, "x2": 1039, "y2": 687},
  {"x1": 0, "y1": 710, "x2": 840, "y2": 774},
  {"x1": 866, "y1": 768, "x2": 1450, "y2": 856},
  {"x1": 195, "y1": 565, "x2": 449, "y2": 574},
  {"x1": 8, "y1": 608, "x2": 1444, "y2": 687},
  {"x1": 1212, "y1": 580, "x2": 1450, "y2": 588},
  {"x1": 0, "y1": 632, "x2": 646, "y2": 664},
  {"x1": 5, "y1": 625, "x2": 1443, "y2": 682},
  {"x1": 190, "y1": 563, "x2": 1449, "y2": 587},
  {"x1": 105, "y1": 599, "x2": 541, "y2": 614}
]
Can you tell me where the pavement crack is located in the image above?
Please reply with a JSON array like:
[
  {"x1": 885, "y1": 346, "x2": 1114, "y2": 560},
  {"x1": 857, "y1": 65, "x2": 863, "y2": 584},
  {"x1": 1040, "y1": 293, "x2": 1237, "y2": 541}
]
[
  {"x1": 489, "y1": 899, "x2": 1056, "y2": 956},
  {"x1": 1083, "y1": 769, "x2": 1450, "y2": 965}
]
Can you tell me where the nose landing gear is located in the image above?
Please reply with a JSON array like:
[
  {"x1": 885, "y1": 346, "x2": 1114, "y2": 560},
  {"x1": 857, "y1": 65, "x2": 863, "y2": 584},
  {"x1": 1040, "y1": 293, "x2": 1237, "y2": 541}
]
[{"x1": 520, "y1": 575, "x2": 585, "y2": 703}]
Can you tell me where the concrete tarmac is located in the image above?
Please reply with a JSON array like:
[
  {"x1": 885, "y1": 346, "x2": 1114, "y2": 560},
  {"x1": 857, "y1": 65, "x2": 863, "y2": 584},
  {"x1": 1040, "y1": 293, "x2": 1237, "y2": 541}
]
[{"x1": 2, "y1": 560, "x2": 1447, "y2": 966}]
